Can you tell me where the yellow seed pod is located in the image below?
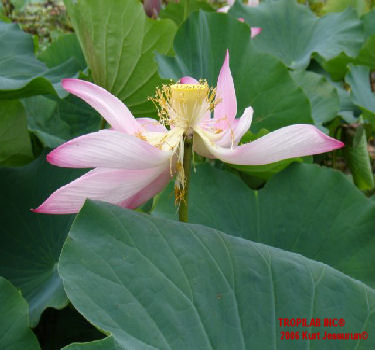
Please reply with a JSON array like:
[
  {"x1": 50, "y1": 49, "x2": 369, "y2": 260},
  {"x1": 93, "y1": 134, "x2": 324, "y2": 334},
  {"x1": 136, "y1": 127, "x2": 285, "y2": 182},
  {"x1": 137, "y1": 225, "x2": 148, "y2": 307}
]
[{"x1": 170, "y1": 83, "x2": 209, "y2": 127}]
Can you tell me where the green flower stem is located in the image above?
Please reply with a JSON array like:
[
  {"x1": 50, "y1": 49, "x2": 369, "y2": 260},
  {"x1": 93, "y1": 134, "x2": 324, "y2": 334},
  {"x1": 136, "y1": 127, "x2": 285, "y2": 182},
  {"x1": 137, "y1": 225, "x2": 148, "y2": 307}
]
[{"x1": 178, "y1": 138, "x2": 193, "y2": 223}]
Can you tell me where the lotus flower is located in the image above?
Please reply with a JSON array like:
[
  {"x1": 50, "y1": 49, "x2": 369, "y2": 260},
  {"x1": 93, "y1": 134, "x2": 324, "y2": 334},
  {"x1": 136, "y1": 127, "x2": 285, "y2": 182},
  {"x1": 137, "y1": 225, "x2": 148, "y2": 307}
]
[
  {"x1": 218, "y1": 0, "x2": 262, "y2": 38},
  {"x1": 143, "y1": 0, "x2": 161, "y2": 18},
  {"x1": 33, "y1": 51, "x2": 343, "y2": 214}
]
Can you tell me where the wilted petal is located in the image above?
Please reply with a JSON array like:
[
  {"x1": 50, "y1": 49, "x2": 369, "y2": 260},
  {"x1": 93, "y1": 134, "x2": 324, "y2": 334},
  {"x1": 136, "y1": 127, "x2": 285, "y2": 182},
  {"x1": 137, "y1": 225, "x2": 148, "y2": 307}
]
[
  {"x1": 214, "y1": 50, "x2": 237, "y2": 130},
  {"x1": 47, "y1": 130, "x2": 171, "y2": 169},
  {"x1": 215, "y1": 107, "x2": 253, "y2": 147},
  {"x1": 136, "y1": 118, "x2": 167, "y2": 132},
  {"x1": 120, "y1": 167, "x2": 173, "y2": 209},
  {"x1": 32, "y1": 166, "x2": 168, "y2": 214},
  {"x1": 62, "y1": 79, "x2": 140, "y2": 134},
  {"x1": 180, "y1": 76, "x2": 199, "y2": 84},
  {"x1": 197, "y1": 124, "x2": 344, "y2": 165}
]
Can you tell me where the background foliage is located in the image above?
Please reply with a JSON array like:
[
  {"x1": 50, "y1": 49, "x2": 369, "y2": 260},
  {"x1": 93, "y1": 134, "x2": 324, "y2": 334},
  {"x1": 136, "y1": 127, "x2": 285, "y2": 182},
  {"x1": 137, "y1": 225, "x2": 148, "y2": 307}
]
[{"x1": 1, "y1": 0, "x2": 374, "y2": 348}]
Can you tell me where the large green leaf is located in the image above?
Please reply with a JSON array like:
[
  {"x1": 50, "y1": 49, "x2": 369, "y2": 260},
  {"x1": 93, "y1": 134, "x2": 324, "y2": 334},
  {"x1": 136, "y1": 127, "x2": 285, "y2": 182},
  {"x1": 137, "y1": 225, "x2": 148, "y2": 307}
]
[
  {"x1": 0, "y1": 21, "x2": 82, "y2": 99},
  {"x1": 60, "y1": 201, "x2": 375, "y2": 349},
  {"x1": 153, "y1": 163, "x2": 375, "y2": 289},
  {"x1": 354, "y1": 11, "x2": 375, "y2": 70},
  {"x1": 38, "y1": 33, "x2": 86, "y2": 69},
  {"x1": 319, "y1": 52, "x2": 354, "y2": 81},
  {"x1": 157, "y1": 11, "x2": 312, "y2": 132},
  {"x1": 160, "y1": 0, "x2": 213, "y2": 26},
  {"x1": 64, "y1": 0, "x2": 177, "y2": 117},
  {"x1": 330, "y1": 79, "x2": 358, "y2": 122},
  {"x1": 0, "y1": 99, "x2": 33, "y2": 166},
  {"x1": 0, "y1": 152, "x2": 85, "y2": 325},
  {"x1": 322, "y1": 39, "x2": 375, "y2": 81},
  {"x1": 24, "y1": 94, "x2": 101, "y2": 148},
  {"x1": 319, "y1": 9, "x2": 375, "y2": 81},
  {"x1": 354, "y1": 35, "x2": 375, "y2": 69},
  {"x1": 363, "y1": 9, "x2": 375, "y2": 37},
  {"x1": 64, "y1": 337, "x2": 120, "y2": 350},
  {"x1": 321, "y1": 0, "x2": 369, "y2": 16},
  {"x1": 154, "y1": 164, "x2": 257, "y2": 237},
  {"x1": 345, "y1": 65, "x2": 375, "y2": 124},
  {"x1": 230, "y1": 0, "x2": 364, "y2": 69},
  {"x1": 290, "y1": 70, "x2": 340, "y2": 128},
  {"x1": 344, "y1": 125, "x2": 374, "y2": 190},
  {"x1": 0, "y1": 277, "x2": 40, "y2": 350}
]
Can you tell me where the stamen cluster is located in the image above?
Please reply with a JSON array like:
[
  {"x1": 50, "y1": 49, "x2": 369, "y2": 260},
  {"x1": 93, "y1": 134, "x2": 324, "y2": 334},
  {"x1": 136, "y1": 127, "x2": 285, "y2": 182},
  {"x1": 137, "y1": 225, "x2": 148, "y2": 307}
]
[{"x1": 150, "y1": 81, "x2": 217, "y2": 135}]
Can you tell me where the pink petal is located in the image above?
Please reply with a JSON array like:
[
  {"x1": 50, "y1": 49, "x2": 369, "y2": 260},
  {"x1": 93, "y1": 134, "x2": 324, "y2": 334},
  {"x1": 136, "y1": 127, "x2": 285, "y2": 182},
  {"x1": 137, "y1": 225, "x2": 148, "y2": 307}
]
[
  {"x1": 193, "y1": 132, "x2": 215, "y2": 159},
  {"x1": 215, "y1": 107, "x2": 253, "y2": 147},
  {"x1": 61, "y1": 79, "x2": 140, "y2": 134},
  {"x1": 251, "y1": 27, "x2": 262, "y2": 38},
  {"x1": 120, "y1": 167, "x2": 173, "y2": 209},
  {"x1": 217, "y1": 6, "x2": 230, "y2": 13},
  {"x1": 214, "y1": 50, "x2": 237, "y2": 130},
  {"x1": 32, "y1": 166, "x2": 168, "y2": 214},
  {"x1": 247, "y1": 0, "x2": 259, "y2": 6},
  {"x1": 47, "y1": 130, "x2": 171, "y2": 169},
  {"x1": 197, "y1": 124, "x2": 344, "y2": 165},
  {"x1": 179, "y1": 76, "x2": 199, "y2": 84},
  {"x1": 136, "y1": 118, "x2": 167, "y2": 132}
]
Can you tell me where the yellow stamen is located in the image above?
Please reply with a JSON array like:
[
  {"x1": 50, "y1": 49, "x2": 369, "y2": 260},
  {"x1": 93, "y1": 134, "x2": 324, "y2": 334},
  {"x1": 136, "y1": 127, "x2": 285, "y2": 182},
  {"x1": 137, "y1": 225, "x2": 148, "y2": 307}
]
[
  {"x1": 170, "y1": 83, "x2": 208, "y2": 103},
  {"x1": 134, "y1": 131, "x2": 147, "y2": 142},
  {"x1": 148, "y1": 81, "x2": 218, "y2": 205},
  {"x1": 174, "y1": 184, "x2": 186, "y2": 205},
  {"x1": 150, "y1": 81, "x2": 217, "y2": 131}
]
